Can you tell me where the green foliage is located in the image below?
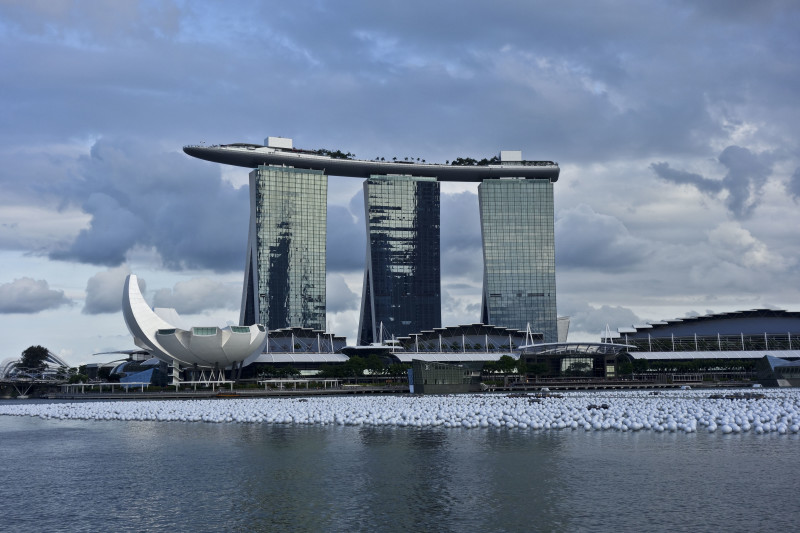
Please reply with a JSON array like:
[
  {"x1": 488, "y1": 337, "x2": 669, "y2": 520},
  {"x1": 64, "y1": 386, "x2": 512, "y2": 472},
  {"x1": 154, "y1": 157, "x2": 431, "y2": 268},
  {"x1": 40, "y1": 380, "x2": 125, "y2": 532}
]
[
  {"x1": 483, "y1": 355, "x2": 525, "y2": 375},
  {"x1": 315, "y1": 148, "x2": 355, "y2": 160},
  {"x1": 497, "y1": 355, "x2": 517, "y2": 374},
  {"x1": 364, "y1": 354, "x2": 384, "y2": 375},
  {"x1": 17, "y1": 345, "x2": 49, "y2": 370},
  {"x1": 450, "y1": 156, "x2": 500, "y2": 166},
  {"x1": 275, "y1": 366, "x2": 299, "y2": 378},
  {"x1": 342, "y1": 356, "x2": 367, "y2": 378},
  {"x1": 386, "y1": 363, "x2": 411, "y2": 378},
  {"x1": 317, "y1": 357, "x2": 370, "y2": 379}
]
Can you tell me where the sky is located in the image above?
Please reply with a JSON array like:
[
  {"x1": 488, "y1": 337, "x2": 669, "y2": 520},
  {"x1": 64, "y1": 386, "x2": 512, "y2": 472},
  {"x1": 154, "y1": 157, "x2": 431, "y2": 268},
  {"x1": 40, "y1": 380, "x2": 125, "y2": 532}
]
[{"x1": 1, "y1": 0, "x2": 799, "y2": 367}]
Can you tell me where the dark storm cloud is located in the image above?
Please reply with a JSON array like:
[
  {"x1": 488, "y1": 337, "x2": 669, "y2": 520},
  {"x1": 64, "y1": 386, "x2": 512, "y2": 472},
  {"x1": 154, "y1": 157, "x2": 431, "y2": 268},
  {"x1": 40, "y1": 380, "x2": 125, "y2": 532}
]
[
  {"x1": 2, "y1": 1, "x2": 796, "y2": 169},
  {"x1": 441, "y1": 192, "x2": 481, "y2": 250},
  {"x1": 717, "y1": 146, "x2": 773, "y2": 217},
  {"x1": 326, "y1": 191, "x2": 365, "y2": 273},
  {"x1": 0, "y1": 0, "x2": 798, "y2": 348},
  {"x1": 649, "y1": 163, "x2": 724, "y2": 195},
  {"x1": 555, "y1": 205, "x2": 651, "y2": 270},
  {"x1": 651, "y1": 146, "x2": 774, "y2": 218},
  {"x1": 46, "y1": 138, "x2": 249, "y2": 271},
  {"x1": 0, "y1": 277, "x2": 71, "y2": 314},
  {"x1": 788, "y1": 168, "x2": 800, "y2": 200},
  {"x1": 440, "y1": 191, "x2": 482, "y2": 277}
]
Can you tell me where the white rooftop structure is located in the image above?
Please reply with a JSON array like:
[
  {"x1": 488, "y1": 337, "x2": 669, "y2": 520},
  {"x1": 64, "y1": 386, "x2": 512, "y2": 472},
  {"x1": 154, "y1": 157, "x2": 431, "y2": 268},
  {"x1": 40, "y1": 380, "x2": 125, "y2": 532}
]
[{"x1": 122, "y1": 274, "x2": 267, "y2": 369}]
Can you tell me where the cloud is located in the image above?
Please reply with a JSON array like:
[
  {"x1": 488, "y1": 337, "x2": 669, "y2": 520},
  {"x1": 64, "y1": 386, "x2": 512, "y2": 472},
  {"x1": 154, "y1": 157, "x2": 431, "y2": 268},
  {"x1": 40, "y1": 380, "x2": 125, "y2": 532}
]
[
  {"x1": 1, "y1": 0, "x2": 799, "y2": 353},
  {"x1": 787, "y1": 167, "x2": 800, "y2": 200},
  {"x1": 558, "y1": 301, "x2": 643, "y2": 339},
  {"x1": 651, "y1": 145, "x2": 774, "y2": 218},
  {"x1": 326, "y1": 198, "x2": 365, "y2": 273},
  {"x1": 440, "y1": 190, "x2": 483, "y2": 277},
  {"x1": 152, "y1": 277, "x2": 239, "y2": 314},
  {"x1": 326, "y1": 273, "x2": 360, "y2": 313},
  {"x1": 717, "y1": 146, "x2": 773, "y2": 217},
  {"x1": 555, "y1": 204, "x2": 651, "y2": 270},
  {"x1": 0, "y1": 277, "x2": 71, "y2": 314},
  {"x1": 441, "y1": 288, "x2": 481, "y2": 327},
  {"x1": 54, "y1": 193, "x2": 145, "y2": 266},
  {"x1": 649, "y1": 162, "x2": 724, "y2": 194},
  {"x1": 707, "y1": 222, "x2": 788, "y2": 271},
  {"x1": 44, "y1": 137, "x2": 250, "y2": 272},
  {"x1": 83, "y1": 265, "x2": 142, "y2": 315}
]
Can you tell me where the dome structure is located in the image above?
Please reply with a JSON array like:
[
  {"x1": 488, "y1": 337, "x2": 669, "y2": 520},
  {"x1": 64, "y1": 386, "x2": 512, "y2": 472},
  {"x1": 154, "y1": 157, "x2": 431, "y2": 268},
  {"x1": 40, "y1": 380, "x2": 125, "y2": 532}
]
[{"x1": 122, "y1": 275, "x2": 267, "y2": 368}]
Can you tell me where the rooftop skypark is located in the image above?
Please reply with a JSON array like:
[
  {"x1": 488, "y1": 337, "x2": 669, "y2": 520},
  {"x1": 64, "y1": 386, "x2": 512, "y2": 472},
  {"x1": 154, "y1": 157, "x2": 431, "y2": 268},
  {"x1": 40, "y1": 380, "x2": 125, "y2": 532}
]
[{"x1": 184, "y1": 137, "x2": 560, "y2": 182}]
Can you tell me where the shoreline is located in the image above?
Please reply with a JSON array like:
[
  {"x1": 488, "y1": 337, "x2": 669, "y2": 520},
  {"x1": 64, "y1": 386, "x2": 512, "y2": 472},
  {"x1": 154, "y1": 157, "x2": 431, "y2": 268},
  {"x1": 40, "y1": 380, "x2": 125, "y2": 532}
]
[{"x1": 2, "y1": 389, "x2": 798, "y2": 435}]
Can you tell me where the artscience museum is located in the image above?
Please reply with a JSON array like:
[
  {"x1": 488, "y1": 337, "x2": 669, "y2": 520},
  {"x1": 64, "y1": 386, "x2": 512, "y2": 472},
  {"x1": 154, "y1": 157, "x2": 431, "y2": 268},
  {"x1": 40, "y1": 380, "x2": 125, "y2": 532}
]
[{"x1": 122, "y1": 274, "x2": 268, "y2": 382}]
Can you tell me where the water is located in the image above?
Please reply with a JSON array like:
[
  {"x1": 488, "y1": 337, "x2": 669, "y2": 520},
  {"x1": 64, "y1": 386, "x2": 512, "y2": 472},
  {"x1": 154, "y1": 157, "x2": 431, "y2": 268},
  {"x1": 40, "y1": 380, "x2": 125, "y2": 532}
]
[{"x1": 1, "y1": 401, "x2": 797, "y2": 532}]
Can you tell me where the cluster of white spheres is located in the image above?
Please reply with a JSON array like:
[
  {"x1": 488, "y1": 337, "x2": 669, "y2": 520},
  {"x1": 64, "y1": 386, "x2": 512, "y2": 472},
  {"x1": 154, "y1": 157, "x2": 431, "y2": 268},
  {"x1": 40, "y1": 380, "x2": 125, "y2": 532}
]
[{"x1": 2, "y1": 390, "x2": 799, "y2": 435}]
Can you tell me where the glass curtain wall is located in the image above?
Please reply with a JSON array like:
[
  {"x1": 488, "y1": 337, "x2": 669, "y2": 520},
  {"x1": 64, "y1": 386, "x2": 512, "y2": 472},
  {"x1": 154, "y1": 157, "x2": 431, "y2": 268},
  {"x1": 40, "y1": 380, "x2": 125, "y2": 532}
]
[
  {"x1": 358, "y1": 175, "x2": 441, "y2": 344},
  {"x1": 241, "y1": 165, "x2": 327, "y2": 331},
  {"x1": 479, "y1": 178, "x2": 557, "y2": 342}
]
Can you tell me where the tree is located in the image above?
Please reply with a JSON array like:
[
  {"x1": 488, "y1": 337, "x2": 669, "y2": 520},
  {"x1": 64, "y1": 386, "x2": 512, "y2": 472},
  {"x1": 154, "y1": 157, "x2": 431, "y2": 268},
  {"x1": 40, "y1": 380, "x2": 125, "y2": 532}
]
[
  {"x1": 315, "y1": 148, "x2": 354, "y2": 160},
  {"x1": 618, "y1": 361, "x2": 634, "y2": 376},
  {"x1": 342, "y1": 356, "x2": 367, "y2": 379},
  {"x1": 274, "y1": 366, "x2": 299, "y2": 378},
  {"x1": 497, "y1": 355, "x2": 517, "y2": 374},
  {"x1": 387, "y1": 363, "x2": 410, "y2": 378},
  {"x1": 17, "y1": 345, "x2": 49, "y2": 371},
  {"x1": 68, "y1": 373, "x2": 89, "y2": 384},
  {"x1": 365, "y1": 354, "x2": 384, "y2": 376}
]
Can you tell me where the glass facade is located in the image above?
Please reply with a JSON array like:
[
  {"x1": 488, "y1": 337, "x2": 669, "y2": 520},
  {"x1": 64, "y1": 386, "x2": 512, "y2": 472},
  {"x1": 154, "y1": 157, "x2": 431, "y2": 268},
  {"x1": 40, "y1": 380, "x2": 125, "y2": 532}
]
[
  {"x1": 358, "y1": 176, "x2": 441, "y2": 344},
  {"x1": 241, "y1": 166, "x2": 327, "y2": 331},
  {"x1": 479, "y1": 178, "x2": 557, "y2": 342}
]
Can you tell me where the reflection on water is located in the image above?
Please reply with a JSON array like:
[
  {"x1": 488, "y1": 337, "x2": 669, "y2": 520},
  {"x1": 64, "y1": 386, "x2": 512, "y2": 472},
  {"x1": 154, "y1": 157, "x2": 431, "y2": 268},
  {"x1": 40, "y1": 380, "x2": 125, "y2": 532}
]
[{"x1": 0, "y1": 416, "x2": 797, "y2": 533}]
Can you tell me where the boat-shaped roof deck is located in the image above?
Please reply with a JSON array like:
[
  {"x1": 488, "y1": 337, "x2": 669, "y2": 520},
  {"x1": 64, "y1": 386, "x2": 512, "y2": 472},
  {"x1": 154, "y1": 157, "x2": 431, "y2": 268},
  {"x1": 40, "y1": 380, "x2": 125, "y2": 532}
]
[{"x1": 184, "y1": 143, "x2": 560, "y2": 182}]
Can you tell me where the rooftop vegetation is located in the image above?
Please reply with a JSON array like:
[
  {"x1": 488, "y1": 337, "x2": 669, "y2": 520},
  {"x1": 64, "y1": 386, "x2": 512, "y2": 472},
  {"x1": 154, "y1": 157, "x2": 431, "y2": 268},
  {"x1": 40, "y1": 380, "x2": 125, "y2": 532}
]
[{"x1": 314, "y1": 148, "x2": 355, "y2": 159}]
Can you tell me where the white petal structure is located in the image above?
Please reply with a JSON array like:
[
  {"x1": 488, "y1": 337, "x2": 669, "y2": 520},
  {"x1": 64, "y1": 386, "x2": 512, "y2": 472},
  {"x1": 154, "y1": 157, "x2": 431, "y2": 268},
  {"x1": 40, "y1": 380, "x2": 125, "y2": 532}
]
[{"x1": 122, "y1": 275, "x2": 267, "y2": 368}]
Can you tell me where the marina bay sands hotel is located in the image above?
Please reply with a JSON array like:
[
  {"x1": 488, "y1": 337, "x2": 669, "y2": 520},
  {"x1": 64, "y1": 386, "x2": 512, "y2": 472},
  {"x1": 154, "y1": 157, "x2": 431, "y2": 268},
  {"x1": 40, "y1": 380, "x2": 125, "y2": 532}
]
[{"x1": 184, "y1": 138, "x2": 560, "y2": 344}]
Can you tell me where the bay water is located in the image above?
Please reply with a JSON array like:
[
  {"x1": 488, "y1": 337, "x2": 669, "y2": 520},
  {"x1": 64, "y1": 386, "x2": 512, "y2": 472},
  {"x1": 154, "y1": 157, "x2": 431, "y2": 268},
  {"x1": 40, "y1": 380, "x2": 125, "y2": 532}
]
[{"x1": 0, "y1": 399, "x2": 796, "y2": 532}]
